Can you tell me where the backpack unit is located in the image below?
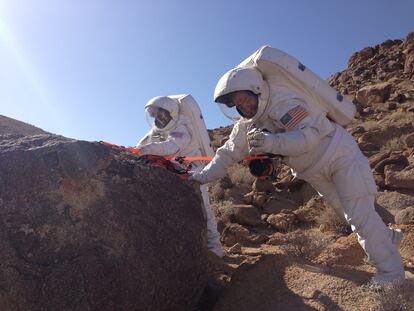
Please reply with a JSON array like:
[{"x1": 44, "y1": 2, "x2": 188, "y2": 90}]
[
  {"x1": 169, "y1": 94, "x2": 214, "y2": 157},
  {"x1": 237, "y1": 46, "x2": 356, "y2": 126}
]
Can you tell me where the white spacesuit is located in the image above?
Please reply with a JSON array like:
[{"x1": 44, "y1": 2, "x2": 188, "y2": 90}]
[
  {"x1": 190, "y1": 66, "x2": 405, "y2": 284},
  {"x1": 137, "y1": 94, "x2": 224, "y2": 257}
]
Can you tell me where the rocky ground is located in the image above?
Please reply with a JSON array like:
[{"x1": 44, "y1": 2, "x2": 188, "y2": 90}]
[{"x1": 206, "y1": 32, "x2": 414, "y2": 311}]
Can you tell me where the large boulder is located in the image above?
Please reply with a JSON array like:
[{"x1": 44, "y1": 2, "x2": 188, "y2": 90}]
[
  {"x1": 357, "y1": 124, "x2": 414, "y2": 148},
  {"x1": 385, "y1": 165, "x2": 414, "y2": 190},
  {"x1": 233, "y1": 205, "x2": 261, "y2": 226},
  {"x1": 0, "y1": 134, "x2": 207, "y2": 311},
  {"x1": 395, "y1": 207, "x2": 414, "y2": 225},
  {"x1": 355, "y1": 82, "x2": 391, "y2": 106},
  {"x1": 316, "y1": 233, "x2": 365, "y2": 266}
]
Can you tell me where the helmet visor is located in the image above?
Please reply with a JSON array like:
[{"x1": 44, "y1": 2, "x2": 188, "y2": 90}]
[
  {"x1": 218, "y1": 104, "x2": 241, "y2": 121},
  {"x1": 216, "y1": 90, "x2": 259, "y2": 120},
  {"x1": 145, "y1": 106, "x2": 172, "y2": 129},
  {"x1": 215, "y1": 92, "x2": 236, "y2": 107}
]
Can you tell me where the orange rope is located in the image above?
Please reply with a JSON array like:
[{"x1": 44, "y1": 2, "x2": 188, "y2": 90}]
[
  {"x1": 181, "y1": 155, "x2": 268, "y2": 161},
  {"x1": 177, "y1": 156, "x2": 213, "y2": 161},
  {"x1": 100, "y1": 141, "x2": 141, "y2": 153},
  {"x1": 100, "y1": 141, "x2": 269, "y2": 161}
]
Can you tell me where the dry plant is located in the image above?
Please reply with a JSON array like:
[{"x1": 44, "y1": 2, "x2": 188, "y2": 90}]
[
  {"x1": 227, "y1": 163, "x2": 255, "y2": 186},
  {"x1": 209, "y1": 176, "x2": 233, "y2": 203},
  {"x1": 380, "y1": 136, "x2": 406, "y2": 153},
  {"x1": 209, "y1": 182, "x2": 226, "y2": 203},
  {"x1": 210, "y1": 200, "x2": 234, "y2": 232},
  {"x1": 361, "y1": 280, "x2": 414, "y2": 311},
  {"x1": 280, "y1": 229, "x2": 332, "y2": 261},
  {"x1": 316, "y1": 204, "x2": 350, "y2": 235}
]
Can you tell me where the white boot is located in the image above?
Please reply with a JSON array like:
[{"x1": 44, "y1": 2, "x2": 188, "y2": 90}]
[
  {"x1": 371, "y1": 251, "x2": 405, "y2": 284},
  {"x1": 338, "y1": 196, "x2": 405, "y2": 285},
  {"x1": 371, "y1": 229, "x2": 405, "y2": 284}
]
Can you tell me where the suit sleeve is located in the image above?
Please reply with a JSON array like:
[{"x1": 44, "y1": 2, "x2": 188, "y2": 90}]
[
  {"x1": 138, "y1": 125, "x2": 191, "y2": 156},
  {"x1": 195, "y1": 121, "x2": 249, "y2": 183}
]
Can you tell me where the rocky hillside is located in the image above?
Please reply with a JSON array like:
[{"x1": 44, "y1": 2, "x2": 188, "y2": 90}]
[
  {"x1": 328, "y1": 33, "x2": 414, "y2": 193},
  {"x1": 0, "y1": 115, "x2": 48, "y2": 137},
  {"x1": 328, "y1": 32, "x2": 414, "y2": 100},
  {"x1": 207, "y1": 32, "x2": 414, "y2": 311}
]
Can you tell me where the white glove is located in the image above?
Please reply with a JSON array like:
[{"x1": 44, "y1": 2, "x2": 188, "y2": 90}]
[
  {"x1": 137, "y1": 144, "x2": 150, "y2": 156},
  {"x1": 247, "y1": 131, "x2": 277, "y2": 155}
]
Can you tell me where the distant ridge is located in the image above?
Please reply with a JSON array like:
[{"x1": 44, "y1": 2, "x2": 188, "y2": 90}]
[{"x1": 0, "y1": 115, "x2": 49, "y2": 136}]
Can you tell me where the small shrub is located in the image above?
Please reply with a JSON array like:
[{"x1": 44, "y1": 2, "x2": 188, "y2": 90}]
[
  {"x1": 213, "y1": 200, "x2": 233, "y2": 218},
  {"x1": 316, "y1": 204, "x2": 350, "y2": 235},
  {"x1": 280, "y1": 229, "x2": 332, "y2": 261},
  {"x1": 210, "y1": 182, "x2": 226, "y2": 203},
  {"x1": 361, "y1": 280, "x2": 414, "y2": 311},
  {"x1": 380, "y1": 136, "x2": 406, "y2": 153},
  {"x1": 227, "y1": 163, "x2": 255, "y2": 186},
  {"x1": 210, "y1": 200, "x2": 234, "y2": 233},
  {"x1": 209, "y1": 176, "x2": 233, "y2": 203}
]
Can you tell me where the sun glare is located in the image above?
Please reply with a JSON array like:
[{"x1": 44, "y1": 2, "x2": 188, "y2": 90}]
[{"x1": 0, "y1": 17, "x2": 54, "y2": 107}]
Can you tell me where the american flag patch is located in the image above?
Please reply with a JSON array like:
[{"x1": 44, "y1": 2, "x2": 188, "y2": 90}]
[{"x1": 280, "y1": 106, "x2": 309, "y2": 130}]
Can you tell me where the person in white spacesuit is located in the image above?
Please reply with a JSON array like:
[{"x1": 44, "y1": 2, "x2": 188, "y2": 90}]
[
  {"x1": 137, "y1": 94, "x2": 224, "y2": 257},
  {"x1": 190, "y1": 66, "x2": 405, "y2": 284}
]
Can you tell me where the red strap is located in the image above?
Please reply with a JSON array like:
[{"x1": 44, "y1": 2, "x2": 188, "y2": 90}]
[
  {"x1": 178, "y1": 155, "x2": 268, "y2": 161},
  {"x1": 100, "y1": 141, "x2": 268, "y2": 161},
  {"x1": 100, "y1": 141, "x2": 140, "y2": 153}
]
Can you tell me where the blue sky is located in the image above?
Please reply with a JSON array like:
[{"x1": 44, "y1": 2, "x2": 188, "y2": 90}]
[{"x1": 0, "y1": 0, "x2": 413, "y2": 146}]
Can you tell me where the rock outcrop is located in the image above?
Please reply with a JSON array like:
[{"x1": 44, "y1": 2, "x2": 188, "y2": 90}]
[
  {"x1": 0, "y1": 115, "x2": 48, "y2": 136},
  {"x1": 0, "y1": 134, "x2": 207, "y2": 311},
  {"x1": 328, "y1": 32, "x2": 414, "y2": 194},
  {"x1": 328, "y1": 33, "x2": 414, "y2": 96}
]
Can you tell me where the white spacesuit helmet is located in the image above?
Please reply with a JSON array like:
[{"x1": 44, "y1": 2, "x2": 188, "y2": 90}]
[
  {"x1": 214, "y1": 67, "x2": 269, "y2": 121},
  {"x1": 145, "y1": 96, "x2": 179, "y2": 132}
]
